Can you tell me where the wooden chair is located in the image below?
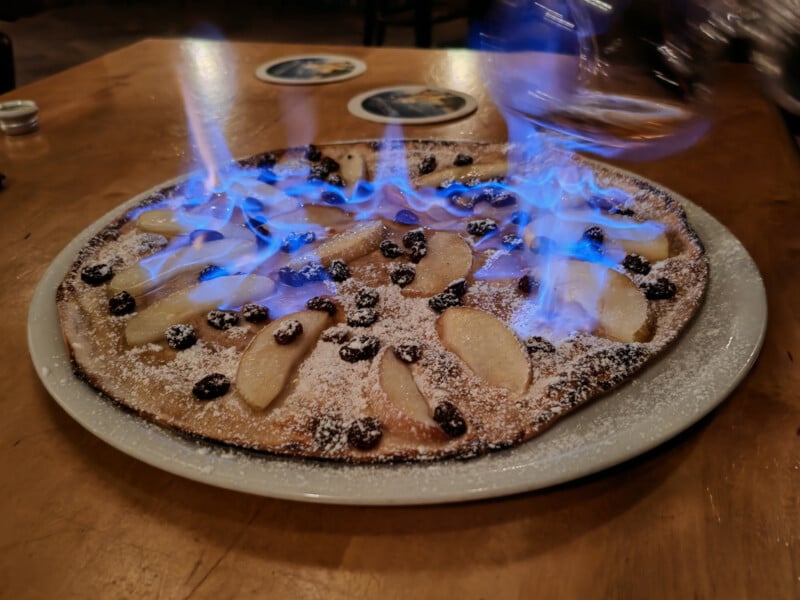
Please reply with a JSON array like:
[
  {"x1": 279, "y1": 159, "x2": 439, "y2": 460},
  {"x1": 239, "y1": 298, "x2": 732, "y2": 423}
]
[
  {"x1": 0, "y1": 32, "x2": 14, "y2": 94},
  {"x1": 363, "y1": 0, "x2": 474, "y2": 47}
]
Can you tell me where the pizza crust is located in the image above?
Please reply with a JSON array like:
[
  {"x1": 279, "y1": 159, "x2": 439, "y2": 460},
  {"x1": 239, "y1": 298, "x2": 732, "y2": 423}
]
[{"x1": 56, "y1": 141, "x2": 708, "y2": 462}]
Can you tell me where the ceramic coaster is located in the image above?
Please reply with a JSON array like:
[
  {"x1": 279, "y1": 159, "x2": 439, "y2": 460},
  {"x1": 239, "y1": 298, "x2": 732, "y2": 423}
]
[
  {"x1": 347, "y1": 85, "x2": 478, "y2": 124},
  {"x1": 255, "y1": 54, "x2": 366, "y2": 85}
]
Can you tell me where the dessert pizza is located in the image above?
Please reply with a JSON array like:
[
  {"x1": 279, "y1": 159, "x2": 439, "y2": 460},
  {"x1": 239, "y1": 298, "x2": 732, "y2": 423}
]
[{"x1": 56, "y1": 140, "x2": 708, "y2": 462}]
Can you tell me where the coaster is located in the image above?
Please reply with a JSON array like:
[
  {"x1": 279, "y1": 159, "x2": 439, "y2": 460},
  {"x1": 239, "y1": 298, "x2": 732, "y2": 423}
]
[
  {"x1": 255, "y1": 54, "x2": 366, "y2": 85},
  {"x1": 347, "y1": 85, "x2": 478, "y2": 124}
]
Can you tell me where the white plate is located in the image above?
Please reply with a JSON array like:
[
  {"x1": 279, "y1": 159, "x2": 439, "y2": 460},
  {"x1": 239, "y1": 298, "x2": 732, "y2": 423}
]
[{"x1": 27, "y1": 175, "x2": 766, "y2": 506}]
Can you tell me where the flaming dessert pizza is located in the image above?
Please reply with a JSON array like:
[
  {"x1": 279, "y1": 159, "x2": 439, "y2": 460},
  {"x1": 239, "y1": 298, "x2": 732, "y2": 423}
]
[{"x1": 56, "y1": 140, "x2": 708, "y2": 462}]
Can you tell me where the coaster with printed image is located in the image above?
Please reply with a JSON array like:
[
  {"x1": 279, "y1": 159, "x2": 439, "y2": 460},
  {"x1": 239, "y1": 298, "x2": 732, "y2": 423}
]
[
  {"x1": 348, "y1": 85, "x2": 478, "y2": 124},
  {"x1": 255, "y1": 54, "x2": 367, "y2": 85}
]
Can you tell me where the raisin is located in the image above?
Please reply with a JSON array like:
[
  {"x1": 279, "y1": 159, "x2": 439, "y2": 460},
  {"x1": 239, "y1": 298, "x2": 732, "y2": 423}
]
[
  {"x1": 198, "y1": 264, "x2": 229, "y2": 282},
  {"x1": 510, "y1": 211, "x2": 531, "y2": 226},
  {"x1": 280, "y1": 231, "x2": 316, "y2": 253},
  {"x1": 109, "y1": 291, "x2": 136, "y2": 316},
  {"x1": 390, "y1": 264, "x2": 416, "y2": 287},
  {"x1": 321, "y1": 326, "x2": 350, "y2": 344},
  {"x1": 582, "y1": 226, "x2": 604, "y2": 246},
  {"x1": 402, "y1": 228, "x2": 426, "y2": 247},
  {"x1": 207, "y1": 310, "x2": 239, "y2": 330},
  {"x1": 428, "y1": 292, "x2": 462, "y2": 313},
  {"x1": 305, "y1": 144, "x2": 322, "y2": 161},
  {"x1": 189, "y1": 229, "x2": 224, "y2": 244},
  {"x1": 589, "y1": 195, "x2": 615, "y2": 211},
  {"x1": 643, "y1": 277, "x2": 677, "y2": 300},
  {"x1": 380, "y1": 240, "x2": 404, "y2": 259},
  {"x1": 473, "y1": 188, "x2": 495, "y2": 205},
  {"x1": 347, "y1": 307, "x2": 378, "y2": 327},
  {"x1": 347, "y1": 417, "x2": 383, "y2": 450},
  {"x1": 394, "y1": 209, "x2": 419, "y2": 225},
  {"x1": 321, "y1": 190, "x2": 346, "y2": 205},
  {"x1": 80, "y1": 263, "x2": 113, "y2": 286},
  {"x1": 328, "y1": 259, "x2": 351, "y2": 282},
  {"x1": 307, "y1": 296, "x2": 337, "y2": 315},
  {"x1": 518, "y1": 274, "x2": 539, "y2": 294},
  {"x1": 418, "y1": 154, "x2": 437, "y2": 175},
  {"x1": 355, "y1": 287, "x2": 379, "y2": 308},
  {"x1": 241, "y1": 303, "x2": 269, "y2": 323},
  {"x1": 320, "y1": 156, "x2": 340, "y2": 173},
  {"x1": 623, "y1": 254, "x2": 651, "y2": 275},
  {"x1": 489, "y1": 192, "x2": 517, "y2": 208},
  {"x1": 273, "y1": 319, "x2": 303, "y2": 344},
  {"x1": 466, "y1": 219, "x2": 498, "y2": 237},
  {"x1": 445, "y1": 278, "x2": 468, "y2": 297},
  {"x1": 394, "y1": 344, "x2": 422, "y2": 363},
  {"x1": 192, "y1": 373, "x2": 230, "y2": 400},
  {"x1": 299, "y1": 262, "x2": 328, "y2": 282},
  {"x1": 354, "y1": 181, "x2": 374, "y2": 198},
  {"x1": 433, "y1": 402, "x2": 467, "y2": 437},
  {"x1": 502, "y1": 234, "x2": 524, "y2": 250},
  {"x1": 447, "y1": 193, "x2": 475, "y2": 212},
  {"x1": 339, "y1": 335, "x2": 381, "y2": 362},
  {"x1": 453, "y1": 153, "x2": 473, "y2": 166},
  {"x1": 308, "y1": 163, "x2": 328, "y2": 181},
  {"x1": 257, "y1": 169, "x2": 277, "y2": 185},
  {"x1": 278, "y1": 266, "x2": 306, "y2": 287},
  {"x1": 165, "y1": 324, "x2": 197, "y2": 350},
  {"x1": 242, "y1": 197, "x2": 264, "y2": 213},
  {"x1": 248, "y1": 218, "x2": 270, "y2": 239},
  {"x1": 409, "y1": 240, "x2": 427, "y2": 263},
  {"x1": 524, "y1": 336, "x2": 555, "y2": 353},
  {"x1": 327, "y1": 173, "x2": 345, "y2": 187}
]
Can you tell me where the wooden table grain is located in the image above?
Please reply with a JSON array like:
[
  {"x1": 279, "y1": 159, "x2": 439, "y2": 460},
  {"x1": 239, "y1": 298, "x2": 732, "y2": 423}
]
[{"x1": 1, "y1": 40, "x2": 798, "y2": 599}]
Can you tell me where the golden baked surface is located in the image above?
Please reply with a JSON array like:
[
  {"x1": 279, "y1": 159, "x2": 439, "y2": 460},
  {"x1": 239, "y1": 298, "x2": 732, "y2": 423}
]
[{"x1": 57, "y1": 141, "x2": 708, "y2": 462}]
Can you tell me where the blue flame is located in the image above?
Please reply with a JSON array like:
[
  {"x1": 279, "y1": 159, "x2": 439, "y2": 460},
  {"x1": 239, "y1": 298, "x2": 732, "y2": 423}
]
[{"x1": 130, "y1": 29, "x2": 683, "y2": 331}]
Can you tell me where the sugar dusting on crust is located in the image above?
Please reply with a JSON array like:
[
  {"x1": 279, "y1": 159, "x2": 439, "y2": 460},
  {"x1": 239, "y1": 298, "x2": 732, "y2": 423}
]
[{"x1": 56, "y1": 141, "x2": 709, "y2": 463}]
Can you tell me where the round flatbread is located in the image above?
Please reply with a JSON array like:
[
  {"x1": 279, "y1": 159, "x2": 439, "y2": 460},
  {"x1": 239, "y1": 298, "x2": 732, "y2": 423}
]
[{"x1": 56, "y1": 140, "x2": 708, "y2": 462}]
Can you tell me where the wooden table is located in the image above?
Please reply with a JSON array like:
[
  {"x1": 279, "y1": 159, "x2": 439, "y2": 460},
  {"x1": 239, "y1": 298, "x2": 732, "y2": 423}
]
[{"x1": 1, "y1": 40, "x2": 798, "y2": 599}]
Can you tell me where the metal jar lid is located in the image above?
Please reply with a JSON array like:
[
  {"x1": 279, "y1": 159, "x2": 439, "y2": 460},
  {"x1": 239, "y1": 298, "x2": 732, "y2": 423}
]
[{"x1": 0, "y1": 100, "x2": 39, "y2": 135}]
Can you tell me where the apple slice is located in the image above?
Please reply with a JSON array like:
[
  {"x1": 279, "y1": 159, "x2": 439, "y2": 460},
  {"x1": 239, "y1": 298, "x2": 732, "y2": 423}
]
[
  {"x1": 553, "y1": 260, "x2": 651, "y2": 342},
  {"x1": 617, "y1": 234, "x2": 670, "y2": 263},
  {"x1": 403, "y1": 232, "x2": 473, "y2": 296},
  {"x1": 110, "y1": 238, "x2": 255, "y2": 295},
  {"x1": 135, "y1": 209, "x2": 191, "y2": 236},
  {"x1": 269, "y1": 205, "x2": 352, "y2": 229},
  {"x1": 379, "y1": 350, "x2": 437, "y2": 428},
  {"x1": 340, "y1": 151, "x2": 366, "y2": 192},
  {"x1": 135, "y1": 208, "x2": 238, "y2": 238},
  {"x1": 288, "y1": 220, "x2": 384, "y2": 268},
  {"x1": 533, "y1": 210, "x2": 670, "y2": 262},
  {"x1": 125, "y1": 274, "x2": 274, "y2": 345},
  {"x1": 437, "y1": 307, "x2": 531, "y2": 395},
  {"x1": 414, "y1": 161, "x2": 508, "y2": 189},
  {"x1": 236, "y1": 310, "x2": 331, "y2": 409}
]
